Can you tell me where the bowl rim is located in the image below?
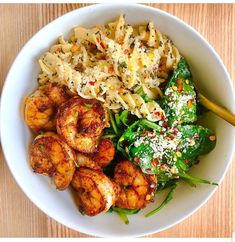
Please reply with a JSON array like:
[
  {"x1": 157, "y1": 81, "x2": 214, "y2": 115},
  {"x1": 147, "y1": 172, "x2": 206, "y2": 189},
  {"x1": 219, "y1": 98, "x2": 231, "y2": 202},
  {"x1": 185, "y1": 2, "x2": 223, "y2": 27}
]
[{"x1": 1, "y1": 3, "x2": 235, "y2": 238}]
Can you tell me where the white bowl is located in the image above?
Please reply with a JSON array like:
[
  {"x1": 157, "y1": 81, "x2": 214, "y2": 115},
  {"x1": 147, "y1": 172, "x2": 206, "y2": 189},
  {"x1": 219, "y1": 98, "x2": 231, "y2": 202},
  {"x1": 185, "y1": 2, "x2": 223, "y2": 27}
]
[{"x1": 1, "y1": 3, "x2": 235, "y2": 237}]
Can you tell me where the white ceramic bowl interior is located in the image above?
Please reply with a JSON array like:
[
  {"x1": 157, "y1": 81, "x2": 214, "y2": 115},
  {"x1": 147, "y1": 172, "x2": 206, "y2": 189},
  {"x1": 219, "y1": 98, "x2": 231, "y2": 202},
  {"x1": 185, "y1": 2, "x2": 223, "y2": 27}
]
[{"x1": 1, "y1": 4, "x2": 235, "y2": 237}]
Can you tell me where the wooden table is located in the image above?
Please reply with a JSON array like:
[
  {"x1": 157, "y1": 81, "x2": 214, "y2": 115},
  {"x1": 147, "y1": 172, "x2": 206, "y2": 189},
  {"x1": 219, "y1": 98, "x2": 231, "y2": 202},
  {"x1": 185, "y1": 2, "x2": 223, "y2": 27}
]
[{"x1": 0, "y1": 3, "x2": 234, "y2": 238}]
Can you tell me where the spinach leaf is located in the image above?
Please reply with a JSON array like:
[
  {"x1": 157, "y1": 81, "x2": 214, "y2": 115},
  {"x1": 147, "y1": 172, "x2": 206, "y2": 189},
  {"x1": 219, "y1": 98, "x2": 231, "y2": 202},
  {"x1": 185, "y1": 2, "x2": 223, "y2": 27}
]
[
  {"x1": 161, "y1": 57, "x2": 197, "y2": 126},
  {"x1": 178, "y1": 124, "x2": 216, "y2": 162}
]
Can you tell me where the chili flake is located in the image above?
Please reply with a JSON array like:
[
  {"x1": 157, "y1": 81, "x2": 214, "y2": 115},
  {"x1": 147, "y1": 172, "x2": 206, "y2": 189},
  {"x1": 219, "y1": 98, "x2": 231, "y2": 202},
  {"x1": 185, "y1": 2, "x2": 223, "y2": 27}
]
[
  {"x1": 151, "y1": 158, "x2": 158, "y2": 167},
  {"x1": 100, "y1": 41, "x2": 106, "y2": 49},
  {"x1": 168, "y1": 135, "x2": 175, "y2": 140},
  {"x1": 89, "y1": 81, "x2": 95, "y2": 86},
  {"x1": 162, "y1": 121, "x2": 168, "y2": 127},
  {"x1": 177, "y1": 84, "x2": 183, "y2": 92},
  {"x1": 187, "y1": 99, "x2": 193, "y2": 108},
  {"x1": 108, "y1": 65, "x2": 114, "y2": 74},
  {"x1": 171, "y1": 128, "x2": 178, "y2": 134}
]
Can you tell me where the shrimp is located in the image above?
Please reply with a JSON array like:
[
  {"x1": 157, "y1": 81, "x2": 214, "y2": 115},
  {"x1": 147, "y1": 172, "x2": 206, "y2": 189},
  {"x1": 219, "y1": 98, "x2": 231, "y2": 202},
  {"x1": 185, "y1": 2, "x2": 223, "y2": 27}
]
[
  {"x1": 71, "y1": 168, "x2": 117, "y2": 216},
  {"x1": 92, "y1": 138, "x2": 115, "y2": 168},
  {"x1": 40, "y1": 82, "x2": 71, "y2": 107},
  {"x1": 30, "y1": 132, "x2": 76, "y2": 190},
  {"x1": 25, "y1": 83, "x2": 71, "y2": 132},
  {"x1": 76, "y1": 152, "x2": 101, "y2": 170},
  {"x1": 24, "y1": 90, "x2": 55, "y2": 132},
  {"x1": 114, "y1": 160, "x2": 157, "y2": 209},
  {"x1": 75, "y1": 138, "x2": 115, "y2": 170},
  {"x1": 56, "y1": 96, "x2": 106, "y2": 153}
]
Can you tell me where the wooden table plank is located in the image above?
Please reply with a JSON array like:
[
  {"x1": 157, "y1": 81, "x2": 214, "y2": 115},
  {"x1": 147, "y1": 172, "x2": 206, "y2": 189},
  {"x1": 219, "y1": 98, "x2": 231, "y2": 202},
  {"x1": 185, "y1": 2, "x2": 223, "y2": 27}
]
[{"x1": 0, "y1": 3, "x2": 234, "y2": 237}]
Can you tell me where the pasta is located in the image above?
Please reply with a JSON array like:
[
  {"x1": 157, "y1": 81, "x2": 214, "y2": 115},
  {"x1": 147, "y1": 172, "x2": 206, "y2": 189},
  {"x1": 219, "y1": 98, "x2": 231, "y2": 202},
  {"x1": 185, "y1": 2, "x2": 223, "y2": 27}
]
[{"x1": 38, "y1": 15, "x2": 181, "y2": 122}]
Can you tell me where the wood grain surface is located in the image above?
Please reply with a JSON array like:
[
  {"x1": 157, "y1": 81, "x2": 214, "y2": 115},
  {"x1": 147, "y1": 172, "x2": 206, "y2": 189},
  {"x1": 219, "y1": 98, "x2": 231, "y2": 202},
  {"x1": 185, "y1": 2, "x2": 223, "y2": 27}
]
[{"x1": 0, "y1": 3, "x2": 234, "y2": 238}]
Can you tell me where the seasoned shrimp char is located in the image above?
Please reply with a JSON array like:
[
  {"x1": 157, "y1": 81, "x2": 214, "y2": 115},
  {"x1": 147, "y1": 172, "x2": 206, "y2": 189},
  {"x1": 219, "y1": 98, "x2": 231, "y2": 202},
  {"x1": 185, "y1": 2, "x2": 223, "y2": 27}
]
[
  {"x1": 24, "y1": 90, "x2": 55, "y2": 132},
  {"x1": 56, "y1": 96, "x2": 106, "y2": 153},
  {"x1": 30, "y1": 132, "x2": 76, "y2": 190},
  {"x1": 71, "y1": 168, "x2": 117, "y2": 216},
  {"x1": 114, "y1": 161, "x2": 156, "y2": 209},
  {"x1": 25, "y1": 83, "x2": 71, "y2": 132}
]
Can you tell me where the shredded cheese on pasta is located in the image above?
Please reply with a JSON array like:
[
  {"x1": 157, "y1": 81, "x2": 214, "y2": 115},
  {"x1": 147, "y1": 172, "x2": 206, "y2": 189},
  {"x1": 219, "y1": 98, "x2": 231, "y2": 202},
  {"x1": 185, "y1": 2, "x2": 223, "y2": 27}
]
[{"x1": 38, "y1": 15, "x2": 181, "y2": 121}]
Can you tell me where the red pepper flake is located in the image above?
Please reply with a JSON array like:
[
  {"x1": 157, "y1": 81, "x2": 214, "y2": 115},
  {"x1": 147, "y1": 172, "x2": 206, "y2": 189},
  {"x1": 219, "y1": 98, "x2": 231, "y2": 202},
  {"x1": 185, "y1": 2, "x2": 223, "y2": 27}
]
[
  {"x1": 161, "y1": 113, "x2": 166, "y2": 120},
  {"x1": 124, "y1": 49, "x2": 129, "y2": 55},
  {"x1": 187, "y1": 99, "x2": 194, "y2": 108},
  {"x1": 100, "y1": 41, "x2": 106, "y2": 49},
  {"x1": 155, "y1": 111, "x2": 165, "y2": 120},
  {"x1": 162, "y1": 121, "x2": 168, "y2": 127},
  {"x1": 154, "y1": 111, "x2": 161, "y2": 116},
  {"x1": 184, "y1": 159, "x2": 189, "y2": 164},
  {"x1": 108, "y1": 65, "x2": 114, "y2": 74},
  {"x1": 168, "y1": 135, "x2": 175, "y2": 140},
  {"x1": 89, "y1": 81, "x2": 95, "y2": 86},
  {"x1": 151, "y1": 158, "x2": 158, "y2": 167},
  {"x1": 171, "y1": 128, "x2": 178, "y2": 134},
  {"x1": 139, "y1": 42, "x2": 143, "y2": 48},
  {"x1": 178, "y1": 84, "x2": 183, "y2": 92}
]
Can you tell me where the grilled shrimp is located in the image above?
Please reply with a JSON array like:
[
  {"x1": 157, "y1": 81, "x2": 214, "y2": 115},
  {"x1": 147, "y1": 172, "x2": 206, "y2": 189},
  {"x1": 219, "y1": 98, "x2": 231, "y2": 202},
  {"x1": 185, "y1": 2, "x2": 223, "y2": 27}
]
[
  {"x1": 30, "y1": 132, "x2": 76, "y2": 190},
  {"x1": 75, "y1": 138, "x2": 115, "y2": 169},
  {"x1": 114, "y1": 160, "x2": 157, "y2": 209},
  {"x1": 56, "y1": 96, "x2": 106, "y2": 153},
  {"x1": 92, "y1": 138, "x2": 115, "y2": 168},
  {"x1": 76, "y1": 152, "x2": 101, "y2": 170},
  {"x1": 71, "y1": 168, "x2": 117, "y2": 216},
  {"x1": 40, "y1": 82, "x2": 71, "y2": 107},
  {"x1": 25, "y1": 83, "x2": 71, "y2": 132},
  {"x1": 25, "y1": 90, "x2": 55, "y2": 132}
]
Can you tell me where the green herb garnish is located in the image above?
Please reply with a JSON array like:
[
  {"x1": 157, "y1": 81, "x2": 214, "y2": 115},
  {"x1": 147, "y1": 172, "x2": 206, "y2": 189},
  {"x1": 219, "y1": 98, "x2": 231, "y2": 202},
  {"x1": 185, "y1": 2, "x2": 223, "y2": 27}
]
[
  {"x1": 84, "y1": 103, "x2": 93, "y2": 109},
  {"x1": 120, "y1": 62, "x2": 127, "y2": 68},
  {"x1": 145, "y1": 183, "x2": 177, "y2": 217}
]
